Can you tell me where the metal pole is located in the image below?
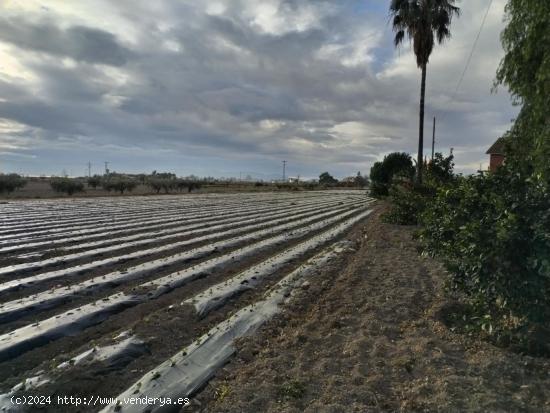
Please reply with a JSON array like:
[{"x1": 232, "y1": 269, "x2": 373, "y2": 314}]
[
  {"x1": 87, "y1": 162, "x2": 91, "y2": 177},
  {"x1": 431, "y1": 116, "x2": 436, "y2": 160},
  {"x1": 282, "y1": 160, "x2": 286, "y2": 182}
]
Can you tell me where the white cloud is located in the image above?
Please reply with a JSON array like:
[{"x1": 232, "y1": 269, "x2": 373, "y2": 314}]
[{"x1": 0, "y1": 0, "x2": 517, "y2": 178}]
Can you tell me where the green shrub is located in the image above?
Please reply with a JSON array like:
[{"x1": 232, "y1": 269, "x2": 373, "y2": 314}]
[
  {"x1": 383, "y1": 183, "x2": 431, "y2": 225},
  {"x1": 301, "y1": 182, "x2": 319, "y2": 190},
  {"x1": 87, "y1": 175, "x2": 102, "y2": 189},
  {"x1": 318, "y1": 172, "x2": 338, "y2": 186},
  {"x1": 426, "y1": 152, "x2": 455, "y2": 184},
  {"x1": 178, "y1": 180, "x2": 202, "y2": 193},
  {"x1": 418, "y1": 169, "x2": 550, "y2": 345},
  {"x1": 50, "y1": 178, "x2": 85, "y2": 195},
  {"x1": 354, "y1": 172, "x2": 368, "y2": 188},
  {"x1": 0, "y1": 174, "x2": 27, "y2": 194},
  {"x1": 383, "y1": 153, "x2": 455, "y2": 224},
  {"x1": 147, "y1": 178, "x2": 170, "y2": 194},
  {"x1": 369, "y1": 181, "x2": 388, "y2": 197},
  {"x1": 369, "y1": 152, "x2": 414, "y2": 197},
  {"x1": 175, "y1": 179, "x2": 187, "y2": 192},
  {"x1": 102, "y1": 178, "x2": 137, "y2": 194}
]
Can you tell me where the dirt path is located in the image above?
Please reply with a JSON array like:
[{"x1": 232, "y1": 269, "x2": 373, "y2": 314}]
[{"x1": 195, "y1": 205, "x2": 550, "y2": 413}]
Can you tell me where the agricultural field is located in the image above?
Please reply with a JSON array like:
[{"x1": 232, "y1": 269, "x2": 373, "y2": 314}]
[{"x1": 0, "y1": 190, "x2": 373, "y2": 412}]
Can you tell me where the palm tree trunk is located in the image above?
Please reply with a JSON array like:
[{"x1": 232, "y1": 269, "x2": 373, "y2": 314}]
[{"x1": 417, "y1": 63, "x2": 427, "y2": 183}]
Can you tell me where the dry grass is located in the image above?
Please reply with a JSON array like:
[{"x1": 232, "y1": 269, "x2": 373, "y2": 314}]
[{"x1": 195, "y1": 205, "x2": 550, "y2": 413}]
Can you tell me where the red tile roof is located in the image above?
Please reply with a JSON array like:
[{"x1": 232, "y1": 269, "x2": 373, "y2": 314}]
[{"x1": 486, "y1": 137, "x2": 506, "y2": 155}]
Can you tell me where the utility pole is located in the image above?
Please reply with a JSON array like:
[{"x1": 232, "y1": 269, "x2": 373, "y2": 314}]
[
  {"x1": 282, "y1": 160, "x2": 286, "y2": 182},
  {"x1": 87, "y1": 161, "x2": 92, "y2": 177},
  {"x1": 431, "y1": 116, "x2": 436, "y2": 160},
  {"x1": 104, "y1": 161, "x2": 110, "y2": 176}
]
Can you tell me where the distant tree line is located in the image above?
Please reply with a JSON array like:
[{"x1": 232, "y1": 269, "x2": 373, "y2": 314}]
[
  {"x1": 0, "y1": 174, "x2": 27, "y2": 194},
  {"x1": 50, "y1": 178, "x2": 85, "y2": 196},
  {"x1": 44, "y1": 172, "x2": 206, "y2": 196},
  {"x1": 318, "y1": 171, "x2": 368, "y2": 188},
  {"x1": 1, "y1": 170, "x2": 369, "y2": 197}
]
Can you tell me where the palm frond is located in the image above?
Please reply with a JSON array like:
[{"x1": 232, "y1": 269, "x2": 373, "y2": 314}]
[
  {"x1": 394, "y1": 30, "x2": 406, "y2": 47},
  {"x1": 389, "y1": 0, "x2": 460, "y2": 67},
  {"x1": 436, "y1": 26, "x2": 451, "y2": 43}
]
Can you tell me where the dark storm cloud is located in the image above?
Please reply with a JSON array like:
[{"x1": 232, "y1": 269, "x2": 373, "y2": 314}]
[{"x1": 0, "y1": 16, "x2": 133, "y2": 66}]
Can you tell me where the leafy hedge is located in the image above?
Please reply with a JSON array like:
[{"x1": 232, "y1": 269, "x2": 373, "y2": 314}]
[
  {"x1": 418, "y1": 170, "x2": 550, "y2": 328},
  {"x1": 382, "y1": 153, "x2": 454, "y2": 225},
  {"x1": 383, "y1": 183, "x2": 432, "y2": 225},
  {"x1": 404, "y1": 167, "x2": 550, "y2": 354},
  {"x1": 380, "y1": 153, "x2": 550, "y2": 352}
]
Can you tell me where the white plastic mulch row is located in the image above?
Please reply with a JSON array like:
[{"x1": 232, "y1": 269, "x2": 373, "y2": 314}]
[
  {"x1": 187, "y1": 209, "x2": 373, "y2": 317},
  {"x1": 0, "y1": 192, "x2": 358, "y2": 241},
  {"x1": 0, "y1": 197, "x2": 367, "y2": 280},
  {"x1": 0, "y1": 193, "x2": 251, "y2": 223},
  {"x1": 0, "y1": 191, "x2": 330, "y2": 221},
  {"x1": 0, "y1": 332, "x2": 147, "y2": 412},
  {"x1": 0, "y1": 203, "x2": 367, "y2": 324},
  {"x1": 101, "y1": 240, "x2": 355, "y2": 413},
  {"x1": 60, "y1": 197, "x2": 357, "y2": 252},
  {"x1": 0, "y1": 193, "x2": 365, "y2": 246},
  {"x1": 0, "y1": 201, "x2": 369, "y2": 298},
  {"x1": 0, "y1": 207, "x2": 370, "y2": 361},
  {"x1": 0, "y1": 192, "x2": 340, "y2": 228},
  {"x1": 0, "y1": 197, "x2": 207, "y2": 229},
  {"x1": 0, "y1": 200, "x2": 264, "y2": 248},
  {"x1": 0, "y1": 191, "x2": 341, "y2": 232},
  {"x1": 0, "y1": 198, "x2": 246, "y2": 240},
  {"x1": 0, "y1": 194, "x2": 355, "y2": 253},
  {"x1": 0, "y1": 191, "x2": 338, "y2": 234}
]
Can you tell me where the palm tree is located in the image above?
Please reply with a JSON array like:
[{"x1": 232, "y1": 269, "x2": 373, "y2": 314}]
[{"x1": 390, "y1": 0, "x2": 460, "y2": 183}]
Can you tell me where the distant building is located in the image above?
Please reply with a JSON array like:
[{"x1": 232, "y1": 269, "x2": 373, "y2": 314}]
[
  {"x1": 486, "y1": 138, "x2": 506, "y2": 172},
  {"x1": 340, "y1": 176, "x2": 356, "y2": 184}
]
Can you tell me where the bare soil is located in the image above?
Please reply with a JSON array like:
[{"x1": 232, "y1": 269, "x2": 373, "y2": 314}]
[{"x1": 195, "y1": 205, "x2": 550, "y2": 413}]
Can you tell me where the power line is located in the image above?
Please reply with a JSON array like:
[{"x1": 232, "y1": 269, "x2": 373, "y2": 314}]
[
  {"x1": 431, "y1": 116, "x2": 436, "y2": 160},
  {"x1": 440, "y1": 0, "x2": 493, "y2": 122},
  {"x1": 453, "y1": 0, "x2": 493, "y2": 95}
]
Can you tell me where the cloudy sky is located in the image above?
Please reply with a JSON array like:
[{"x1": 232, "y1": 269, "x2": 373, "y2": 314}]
[{"x1": 0, "y1": 0, "x2": 517, "y2": 179}]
